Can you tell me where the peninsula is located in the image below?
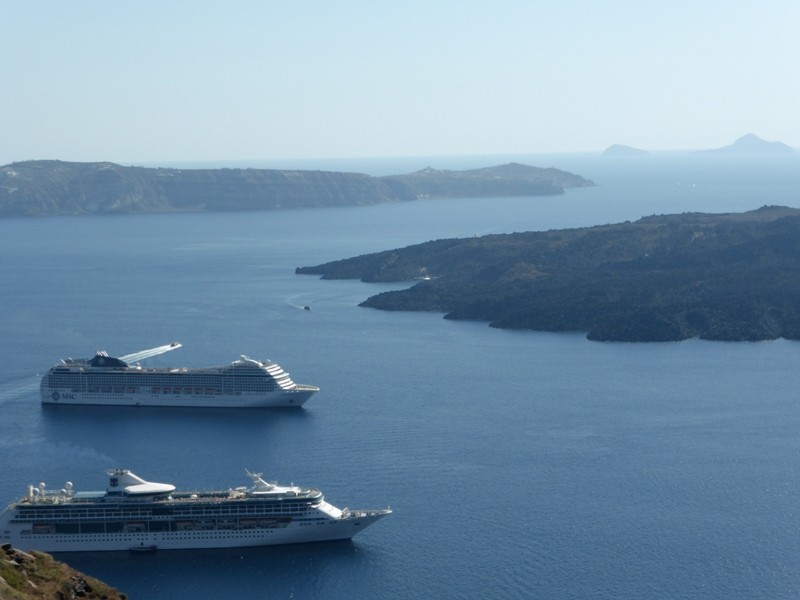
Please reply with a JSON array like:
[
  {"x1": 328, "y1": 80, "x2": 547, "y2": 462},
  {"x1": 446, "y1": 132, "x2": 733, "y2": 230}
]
[
  {"x1": 297, "y1": 206, "x2": 800, "y2": 342},
  {"x1": 0, "y1": 160, "x2": 593, "y2": 217}
]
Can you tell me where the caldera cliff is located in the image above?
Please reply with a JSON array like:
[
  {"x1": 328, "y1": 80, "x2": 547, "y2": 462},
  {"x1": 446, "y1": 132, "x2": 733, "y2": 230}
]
[{"x1": 0, "y1": 161, "x2": 593, "y2": 217}]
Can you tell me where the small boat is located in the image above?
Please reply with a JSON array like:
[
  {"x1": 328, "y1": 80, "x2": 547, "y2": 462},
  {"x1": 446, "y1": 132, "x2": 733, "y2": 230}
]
[{"x1": 129, "y1": 544, "x2": 158, "y2": 553}]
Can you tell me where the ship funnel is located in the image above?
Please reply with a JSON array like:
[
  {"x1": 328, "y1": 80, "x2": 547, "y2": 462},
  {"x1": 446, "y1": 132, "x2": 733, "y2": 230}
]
[{"x1": 106, "y1": 468, "x2": 176, "y2": 496}]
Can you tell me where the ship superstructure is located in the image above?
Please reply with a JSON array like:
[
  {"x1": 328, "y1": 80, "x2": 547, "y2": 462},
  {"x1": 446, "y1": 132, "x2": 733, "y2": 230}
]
[
  {"x1": 0, "y1": 469, "x2": 390, "y2": 552},
  {"x1": 40, "y1": 343, "x2": 319, "y2": 408}
]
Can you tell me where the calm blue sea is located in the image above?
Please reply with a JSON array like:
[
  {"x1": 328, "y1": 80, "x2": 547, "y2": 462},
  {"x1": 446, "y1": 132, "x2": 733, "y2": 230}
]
[{"x1": 2, "y1": 152, "x2": 800, "y2": 599}]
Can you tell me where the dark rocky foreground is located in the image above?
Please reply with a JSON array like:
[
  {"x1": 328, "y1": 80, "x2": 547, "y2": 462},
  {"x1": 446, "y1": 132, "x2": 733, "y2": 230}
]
[
  {"x1": 297, "y1": 206, "x2": 800, "y2": 342},
  {"x1": 0, "y1": 160, "x2": 593, "y2": 217},
  {"x1": 1, "y1": 543, "x2": 126, "y2": 599}
]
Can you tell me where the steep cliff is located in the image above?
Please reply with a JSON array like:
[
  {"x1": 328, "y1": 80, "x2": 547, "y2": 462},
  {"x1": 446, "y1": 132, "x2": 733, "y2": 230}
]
[
  {"x1": 0, "y1": 160, "x2": 592, "y2": 217},
  {"x1": 0, "y1": 160, "x2": 412, "y2": 216}
]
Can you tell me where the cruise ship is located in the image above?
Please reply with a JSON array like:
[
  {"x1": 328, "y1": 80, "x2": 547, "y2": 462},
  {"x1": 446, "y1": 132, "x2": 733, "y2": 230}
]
[
  {"x1": 40, "y1": 343, "x2": 319, "y2": 408},
  {"x1": 0, "y1": 469, "x2": 391, "y2": 552}
]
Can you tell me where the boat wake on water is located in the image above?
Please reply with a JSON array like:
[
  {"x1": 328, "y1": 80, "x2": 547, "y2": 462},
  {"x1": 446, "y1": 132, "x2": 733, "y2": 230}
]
[
  {"x1": 0, "y1": 375, "x2": 40, "y2": 404},
  {"x1": 285, "y1": 294, "x2": 315, "y2": 310}
]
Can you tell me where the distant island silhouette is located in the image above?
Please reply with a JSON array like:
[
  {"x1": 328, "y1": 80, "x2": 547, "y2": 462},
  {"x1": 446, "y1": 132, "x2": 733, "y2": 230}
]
[
  {"x1": 702, "y1": 133, "x2": 794, "y2": 154},
  {"x1": 297, "y1": 206, "x2": 800, "y2": 342},
  {"x1": 602, "y1": 144, "x2": 648, "y2": 156},
  {"x1": 601, "y1": 135, "x2": 795, "y2": 155},
  {"x1": 0, "y1": 160, "x2": 593, "y2": 217}
]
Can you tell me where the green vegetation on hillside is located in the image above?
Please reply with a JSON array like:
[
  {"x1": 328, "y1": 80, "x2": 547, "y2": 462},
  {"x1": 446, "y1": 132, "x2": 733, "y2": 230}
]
[{"x1": 1, "y1": 544, "x2": 125, "y2": 599}]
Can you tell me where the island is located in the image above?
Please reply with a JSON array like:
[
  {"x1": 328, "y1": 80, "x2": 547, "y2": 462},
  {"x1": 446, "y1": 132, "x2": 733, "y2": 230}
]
[
  {"x1": 702, "y1": 133, "x2": 795, "y2": 154},
  {"x1": 381, "y1": 163, "x2": 593, "y2": 198},
  {"x1": 0, "y1": 160, "x2": 593, "y2": 217},
  {"x1": 602, "y1": 144, "x2": 648, "y2": 156},
  {"x1": 297, "y1": 206, "x2": 800, "y2": 342}
]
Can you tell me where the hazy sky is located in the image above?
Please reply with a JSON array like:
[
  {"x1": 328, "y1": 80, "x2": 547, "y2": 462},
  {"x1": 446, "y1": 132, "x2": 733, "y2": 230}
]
[{"x1": 3, "y1": 1, "x2": 799, "y2": 164}]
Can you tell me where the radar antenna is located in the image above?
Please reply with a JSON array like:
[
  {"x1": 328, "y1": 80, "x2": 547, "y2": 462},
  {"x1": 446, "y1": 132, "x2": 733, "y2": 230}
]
[{"x1": 120, "y1": 342, "x2": 182, "y2": 364}]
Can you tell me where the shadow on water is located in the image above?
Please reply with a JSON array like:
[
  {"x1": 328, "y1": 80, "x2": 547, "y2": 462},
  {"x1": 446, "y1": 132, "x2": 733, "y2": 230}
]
[
  {"x1": 57, "y1": 541, "x2": 372, "y2": 597},
  {"x1": 40, "y1": 403, "x2": 313, "y2": 435},
  {"x1": 39, "y1": 404, "x2": 316, "y2": 472},
  {"x1": 40, "y1": 403, "x2": 313, "y2": 421}
]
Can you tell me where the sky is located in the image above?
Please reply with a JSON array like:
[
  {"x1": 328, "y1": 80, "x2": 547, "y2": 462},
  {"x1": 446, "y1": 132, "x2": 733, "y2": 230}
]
[{"x1": 2, "y1": 1, "x2": 799, "y2": 164}]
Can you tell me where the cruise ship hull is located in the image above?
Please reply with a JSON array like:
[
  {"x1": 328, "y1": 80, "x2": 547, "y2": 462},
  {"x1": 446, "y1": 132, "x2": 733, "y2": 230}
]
[
  {"x1": 39, "y1": 346, "x2": 319, "y2": 408},
  {"x1": 4, "y1": 511, "x2": 388, "y2": 553},
  {"x1": 1, "y1": 469, "x2": 391, "y2": 553},
  {"x1": 40, "y1": 385, "x2": 318, "y2": 408}
]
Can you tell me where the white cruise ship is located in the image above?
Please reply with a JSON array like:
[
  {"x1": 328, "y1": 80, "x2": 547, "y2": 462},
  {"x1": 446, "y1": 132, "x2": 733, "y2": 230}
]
[
  {"x1": 0, "y1": 469, "x2": 391, "y2": 552},
  {"x1": 40, "y1": 343, "x2": 319, "y2": 408}
]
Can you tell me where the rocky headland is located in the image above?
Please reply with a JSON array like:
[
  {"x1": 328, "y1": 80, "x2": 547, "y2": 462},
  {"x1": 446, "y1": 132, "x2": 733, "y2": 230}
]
[
  {"x1": 297, "y1": 206, "x2": 800, "y2": 342},
  {"x1": 0, "y1": 160, "x2": 593, "y2": 217},
  {"x1": 0, "y1": 543, "x2": 125, "y2": 599}
]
